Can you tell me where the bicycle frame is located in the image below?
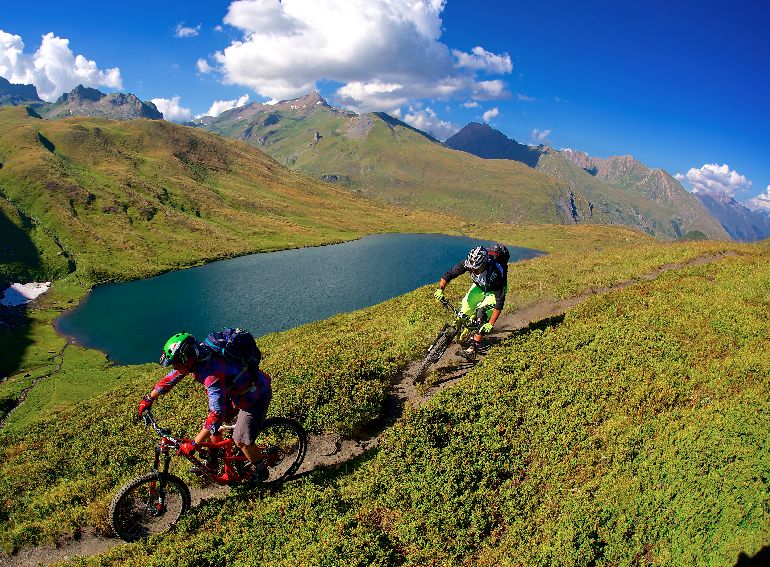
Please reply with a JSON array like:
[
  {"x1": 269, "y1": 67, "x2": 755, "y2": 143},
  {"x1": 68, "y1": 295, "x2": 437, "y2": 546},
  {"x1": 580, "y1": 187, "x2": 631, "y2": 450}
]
[
  {"x1": 438, "y1": 296, "x2": 481, "y2": 341},
  {"x1": 142, "y1": 411, "x2": 278, "y2": 487}
]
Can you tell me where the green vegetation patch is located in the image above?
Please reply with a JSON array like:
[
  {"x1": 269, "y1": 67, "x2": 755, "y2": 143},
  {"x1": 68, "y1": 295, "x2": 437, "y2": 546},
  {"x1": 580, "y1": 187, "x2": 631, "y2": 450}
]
[
  {"x1": 74, "y1": 243, "x2": 770, "y2": 566},
  {"x1": 1, "y1": 235, "x2": 763, "y2": 560}
]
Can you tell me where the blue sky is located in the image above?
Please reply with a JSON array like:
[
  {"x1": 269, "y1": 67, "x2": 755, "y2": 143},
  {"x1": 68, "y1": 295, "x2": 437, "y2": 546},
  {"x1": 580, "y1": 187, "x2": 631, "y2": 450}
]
[{"x1": 1, "y1": 1, "x2": 768, "y2": 209}]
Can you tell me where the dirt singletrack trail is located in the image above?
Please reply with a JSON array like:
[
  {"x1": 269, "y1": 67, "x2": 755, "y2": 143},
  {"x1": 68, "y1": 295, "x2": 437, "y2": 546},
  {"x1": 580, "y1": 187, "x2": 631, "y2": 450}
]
[{"x1": 2, "y1": 251, "x2": 735, "y2": 566}]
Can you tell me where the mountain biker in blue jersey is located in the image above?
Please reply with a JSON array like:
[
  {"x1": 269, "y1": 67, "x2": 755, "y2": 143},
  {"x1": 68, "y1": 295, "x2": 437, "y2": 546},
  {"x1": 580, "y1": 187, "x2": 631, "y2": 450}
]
[
  {"x1": 433, "y1": 245, "x2": 508, "y2": 358},
  {"x1": 136, "y1": 332, "x2": 272, "y2": 481}
]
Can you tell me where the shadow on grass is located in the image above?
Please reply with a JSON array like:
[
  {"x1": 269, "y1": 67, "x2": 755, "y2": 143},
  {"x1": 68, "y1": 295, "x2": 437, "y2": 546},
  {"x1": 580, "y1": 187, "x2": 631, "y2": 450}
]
[
  {"x1": 735, "y1": 545, "x2": 770, "y2": 566},
  {"x1": 0, "y1": 202, "x2": 38, "y2": 382}
]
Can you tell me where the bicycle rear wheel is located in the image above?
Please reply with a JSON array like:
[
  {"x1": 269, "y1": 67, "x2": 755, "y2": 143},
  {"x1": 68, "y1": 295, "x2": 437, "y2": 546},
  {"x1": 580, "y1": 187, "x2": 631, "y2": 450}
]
[
  {"x1": 253, "y1": 417, "x2": 307, "y2": 485},
  {"x1": 109, "y1": 472, "x2": 191, "y2": 542}
]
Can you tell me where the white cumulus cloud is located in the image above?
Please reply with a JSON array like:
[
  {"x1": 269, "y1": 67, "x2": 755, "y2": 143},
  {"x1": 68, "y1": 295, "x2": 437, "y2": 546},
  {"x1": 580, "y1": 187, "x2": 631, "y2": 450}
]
[
  {"x1": 197, "y1": 94, "x2": 250, "y2": 118},
  {"x1": 745, "y1": 185, "x2": 770, "y2": 213},
  {"x1": 197, "y1": 58, "x2": 214, "y2": 73},
  {"x1": 212, "y1": 0, "x2": 511, "y2": 110},
  {"x1": 676, "y1": 163, "x2": 752, "y2": 197},
  {"x1": 152, "y1": 96, "x2": 192, "y2": 122},
  {"x1": 175, "y1": 23, "x2": 202, "y2": 38},
  {"x1": 452, "y1": 46, "x2": 512, "y2": 74},
  {"x1": 403, "y1": 107, "x2": 458, "y2": 141},
  {"x1": 0, "y1": 30, "x2": 122, "y2": 102},
  {"x1": 531, "y1": 129, "x2": 551, "y2": 144},
  {"x1": 473, "y1": 79, "x2": 506, "y2": 99},
  {"x1": 482, "y1": 107, "x2": 499, "y2": 122},
  {"x1": 517, "y1": 93, "x2": 535, "y2": 102},
  {"x1": 463, "y1": 101, "x2": 479, "y2": 108}
]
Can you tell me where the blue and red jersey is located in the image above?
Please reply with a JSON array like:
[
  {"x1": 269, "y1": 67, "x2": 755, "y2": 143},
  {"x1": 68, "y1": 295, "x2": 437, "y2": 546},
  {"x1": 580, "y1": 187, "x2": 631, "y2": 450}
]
[{"x1": 153, "y1": 353, "x2": 271, "y2": 434}]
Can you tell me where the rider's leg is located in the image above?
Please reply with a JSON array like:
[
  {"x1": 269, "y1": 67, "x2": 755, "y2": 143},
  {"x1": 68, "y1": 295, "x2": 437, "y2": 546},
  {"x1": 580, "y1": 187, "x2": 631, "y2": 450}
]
[
  {"x1": 232, "y1": 391, "x2": 272, "y2": 478},
  {"x1": 472, "y1": 293, "x2": 498, "y2": 344},
  {"x1": 459, "y1": 286, "x2": 487, "y2": 358},
  {"x1": 460, "y1": 285, "x2": 484, "y2": 318}
]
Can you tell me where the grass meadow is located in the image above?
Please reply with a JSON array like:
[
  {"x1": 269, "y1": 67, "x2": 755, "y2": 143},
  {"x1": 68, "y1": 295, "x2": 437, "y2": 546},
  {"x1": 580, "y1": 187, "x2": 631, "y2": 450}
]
[{"x1": 1, "y1": 230, "x2": 766, "y2": 566}]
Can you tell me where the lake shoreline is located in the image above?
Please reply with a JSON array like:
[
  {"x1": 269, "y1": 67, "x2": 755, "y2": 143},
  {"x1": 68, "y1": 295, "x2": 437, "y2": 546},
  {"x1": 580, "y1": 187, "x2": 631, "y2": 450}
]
[{"x1": 54, "y1": 233, "x2": 542, "y2": 366}]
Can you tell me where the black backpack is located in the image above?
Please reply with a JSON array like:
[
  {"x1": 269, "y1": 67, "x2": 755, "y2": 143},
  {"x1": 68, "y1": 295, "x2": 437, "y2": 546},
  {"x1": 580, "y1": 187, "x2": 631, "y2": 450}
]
[
  {"x1": 203, "y1": 328, "x2": 261, "y2": 375},
  {"x1": 488, "y1": 243, "x2": 510, "y2": 266}
]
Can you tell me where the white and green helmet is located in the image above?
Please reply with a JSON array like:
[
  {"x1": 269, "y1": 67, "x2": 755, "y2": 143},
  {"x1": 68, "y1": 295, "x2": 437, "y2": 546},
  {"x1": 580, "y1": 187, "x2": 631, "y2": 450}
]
[
  {"x1": 465, "y1": 246, "x2": 488, "y2": 270},
  {"x1": 159, "y1": 332, "x2": 198, "y2": 367}
]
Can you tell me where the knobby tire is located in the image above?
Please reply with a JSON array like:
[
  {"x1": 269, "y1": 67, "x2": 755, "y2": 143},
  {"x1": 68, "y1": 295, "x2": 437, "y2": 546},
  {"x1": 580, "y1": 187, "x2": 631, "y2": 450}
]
[
  {"x1": 254, "y1": 417, "x2": 307, "y2": 485},
  {"x1": 415, "y1": 331, "x2": 451, "y2": 383},
  {"x1": 109, "y1": 472, "x2": 191, "y2": 542}
]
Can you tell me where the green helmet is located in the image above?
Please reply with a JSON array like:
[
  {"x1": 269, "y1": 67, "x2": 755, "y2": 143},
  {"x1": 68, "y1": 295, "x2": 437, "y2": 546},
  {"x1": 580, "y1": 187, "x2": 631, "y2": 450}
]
[{"x1": 160, "y1": 332, "x2": 198, "y2": 367}]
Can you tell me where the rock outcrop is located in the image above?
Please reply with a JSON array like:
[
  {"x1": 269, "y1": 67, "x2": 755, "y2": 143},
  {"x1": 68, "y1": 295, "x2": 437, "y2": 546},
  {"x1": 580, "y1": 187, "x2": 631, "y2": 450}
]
[
  {"x1": 41, "y1": 85, "x2": 162, "y2": 120},
  {"x1": 0, "y1": 76, "x2": 43, "y2": 106}
]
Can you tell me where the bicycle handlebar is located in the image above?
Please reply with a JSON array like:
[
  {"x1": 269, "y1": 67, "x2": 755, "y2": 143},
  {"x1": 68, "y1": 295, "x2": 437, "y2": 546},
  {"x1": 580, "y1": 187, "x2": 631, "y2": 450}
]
[
  {"x1": 138, "y1": 409, "x2": 234, "y2": 443},
  {"x1": 438, "y1": 296, "x2": 483, "y2": 330},
  {"x1": 439, "y1": 296, "x2": 458, "y2": 315},
  {"x1": 138, "y1": 410, "x2": 181, "y2": 447}
]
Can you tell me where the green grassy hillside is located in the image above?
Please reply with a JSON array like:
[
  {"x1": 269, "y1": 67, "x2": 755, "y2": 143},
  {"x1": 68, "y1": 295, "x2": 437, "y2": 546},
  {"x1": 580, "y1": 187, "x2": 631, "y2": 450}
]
[
  {"x1": 66, "y1": 239, "x2": 768, "y2": 566},
  {"x1": 204, "y1": 96, "x2": 572, "y2": 224},
  {"x1": 0, "y1": 105, "x2": 447, "y2": 285},
  {"x1": 201, "y1": 94, "x2": 726, "y2": 240},
  {"x1": 1, "y1": 230, "x2": 760, "y2": 565}
]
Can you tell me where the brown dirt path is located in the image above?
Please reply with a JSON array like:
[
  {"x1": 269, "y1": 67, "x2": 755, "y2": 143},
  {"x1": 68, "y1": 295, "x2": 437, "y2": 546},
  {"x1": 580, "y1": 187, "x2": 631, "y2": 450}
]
[{"x1": 1, "y1": 252, "x2": 735, "y2": 566}]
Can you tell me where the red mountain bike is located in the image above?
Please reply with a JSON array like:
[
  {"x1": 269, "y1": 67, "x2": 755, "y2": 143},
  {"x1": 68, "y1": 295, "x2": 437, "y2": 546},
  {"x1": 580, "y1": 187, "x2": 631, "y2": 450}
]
[{"x1": 109, "y1": 409, "x2": 307, "y2": 542}]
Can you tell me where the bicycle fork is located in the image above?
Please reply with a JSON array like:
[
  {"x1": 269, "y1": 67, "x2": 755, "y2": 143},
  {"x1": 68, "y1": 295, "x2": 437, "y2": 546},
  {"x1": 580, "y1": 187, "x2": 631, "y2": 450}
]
[{"x1": 149, "y1": 446, "x2": 173, "y2": 515}]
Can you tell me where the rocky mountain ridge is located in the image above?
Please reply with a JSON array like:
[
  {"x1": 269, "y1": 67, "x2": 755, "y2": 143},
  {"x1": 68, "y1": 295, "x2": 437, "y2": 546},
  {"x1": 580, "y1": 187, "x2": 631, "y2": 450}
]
[
  {"x1": 41, "y1": 85, "x2": 162, "y2": 120},
  {"x1": 0, "y1": 77, "x2": 43, "y2": 106},
  {"x1": 445, "y1": 122, "x2": 727, "y2": 240},
  {"x1": 194, "y1": 91, "x2": 345, "y2": 126},
  {"x1": 693, "y1": 191, "x2": 770, "y2": 241},
  {"x1": 444, "y1": 122, "x2": 540, "y2": 166},
  {"x1": 198, "y1": 93, "x2": 594, "y2": 226}
]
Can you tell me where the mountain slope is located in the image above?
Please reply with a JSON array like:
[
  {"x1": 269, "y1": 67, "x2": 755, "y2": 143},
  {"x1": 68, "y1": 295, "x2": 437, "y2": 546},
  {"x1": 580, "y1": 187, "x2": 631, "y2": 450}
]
[
  {"x1": 446, "y1": 123, "x2": 727, "y2": 240},
  {"x1": 0, "y1": 105, "x2": 446, "y2": 284},
  {"x1": 694, "y1": 192, "x2": 770, "y2": 241},
  {"x1": 199, "y1": 93, "x2": 662, "y2": 229}
]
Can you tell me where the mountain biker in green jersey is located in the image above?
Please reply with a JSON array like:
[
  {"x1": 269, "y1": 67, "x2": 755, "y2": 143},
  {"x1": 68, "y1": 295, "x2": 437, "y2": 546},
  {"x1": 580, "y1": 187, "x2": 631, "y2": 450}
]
[
  {"x1": 433, "y1": 246, "x2": 508, "y2": 358},
  {"x1": 137, "y1": 332, "x2": 272, "y2": 482}
]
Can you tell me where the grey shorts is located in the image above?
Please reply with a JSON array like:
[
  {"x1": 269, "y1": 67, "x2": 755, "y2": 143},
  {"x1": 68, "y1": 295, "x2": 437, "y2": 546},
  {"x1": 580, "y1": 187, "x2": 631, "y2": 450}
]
[{"x1": 232, "y1": 391, "x2": 272, "y2": 445}]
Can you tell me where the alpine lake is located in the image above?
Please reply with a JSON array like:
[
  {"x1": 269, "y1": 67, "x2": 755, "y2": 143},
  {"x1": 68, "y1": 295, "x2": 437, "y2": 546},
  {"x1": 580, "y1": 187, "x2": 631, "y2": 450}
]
[{"x1": 56, "y1": 233, "x2": 542, "y2": 364}]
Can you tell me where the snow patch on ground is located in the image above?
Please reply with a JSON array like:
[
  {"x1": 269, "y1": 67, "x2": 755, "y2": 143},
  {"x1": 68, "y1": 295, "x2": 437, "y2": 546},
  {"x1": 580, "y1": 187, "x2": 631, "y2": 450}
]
[{"x1": 1, "y1": 282, "x2": 51, "y2": 306}]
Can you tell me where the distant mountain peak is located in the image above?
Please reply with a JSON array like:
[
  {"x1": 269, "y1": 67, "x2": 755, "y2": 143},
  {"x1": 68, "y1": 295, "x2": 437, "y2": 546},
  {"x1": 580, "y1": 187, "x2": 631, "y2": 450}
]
[
  {"x1": 694, "y1": 190, "x2": 770, "y2": 241},
  {"x1": 0, "y1": 76, "x2": 43, "y2": 105},
  {"x1": 445, "y1": 122, "x2": 538, "y2": 166},
  {"x1": 43, "y1": 85, "x2": 162, "y2": 120},
  {"x1": 292, "y1": 90, "x2": 328, "y2": 107},
  {"x1": 58, "y1": 84, "x2": 105, "y2": 104}
]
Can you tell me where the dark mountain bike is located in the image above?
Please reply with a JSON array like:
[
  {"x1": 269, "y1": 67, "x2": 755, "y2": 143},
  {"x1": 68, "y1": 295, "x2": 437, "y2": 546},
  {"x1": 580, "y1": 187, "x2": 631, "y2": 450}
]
[
  {"x1": 415, "y1": 296, "x2": 483, "y2": 383},
  {"x1": 109, "y1": 409, "x2": 307, "y2": 542}
]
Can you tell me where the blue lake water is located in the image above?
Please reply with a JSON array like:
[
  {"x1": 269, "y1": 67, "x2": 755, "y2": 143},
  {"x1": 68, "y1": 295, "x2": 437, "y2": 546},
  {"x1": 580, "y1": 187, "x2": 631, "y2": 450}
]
[{"x1": 55, "y1": 233, "x2": 541, "y2": 365}]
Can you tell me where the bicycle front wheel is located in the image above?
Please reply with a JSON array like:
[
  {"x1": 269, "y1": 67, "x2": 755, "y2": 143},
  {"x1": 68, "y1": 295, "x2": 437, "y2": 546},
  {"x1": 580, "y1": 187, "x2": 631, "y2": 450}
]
[
  {"x1": 254, "y1": 417, "x2": 307, "y2": 485},
  {"x1": 109, "y1": 472, "x2": 191, "y2": 542},
  {"x1": 415, "y1": 331, "x2": 452, "y2": 383}
]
